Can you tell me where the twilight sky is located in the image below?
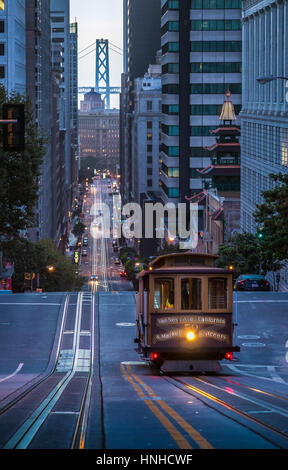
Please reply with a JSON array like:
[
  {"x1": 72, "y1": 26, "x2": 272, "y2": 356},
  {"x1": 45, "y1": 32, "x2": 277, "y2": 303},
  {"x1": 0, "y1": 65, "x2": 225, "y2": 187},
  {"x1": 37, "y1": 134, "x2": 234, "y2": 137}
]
[{"x1": 70, "y1": 0, "x2": 123, "y2": 108}]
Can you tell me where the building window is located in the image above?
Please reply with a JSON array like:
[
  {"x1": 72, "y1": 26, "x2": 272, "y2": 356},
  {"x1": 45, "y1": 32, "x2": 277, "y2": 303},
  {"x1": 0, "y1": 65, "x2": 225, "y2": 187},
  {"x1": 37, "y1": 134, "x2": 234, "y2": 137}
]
[
  {"x1": 51, "y1": 17, "x2": 64, "y2": 23},
  {"x1": 168, "y1": 21, "x2": 179, "y2": 31},
  {"x1": 169, "y1": 0, "x2": 179, "y2": 9},
  {"x1": 147, "y1": 179, "x2": 153, "y2": 187},
  {"x1": 191, "y1": 41, "x2": 242, "y2": 52},
  {"x1": 0, "y1": 21, "x2": 4, "y2": 33},
  {"x1": 162, "y1": 104, "x2": 179, "y2": 115},
  {"x1": 191, "y1": 19, "x2": 241, "y2": 31},
  {"x1": 191, "y1": 126, "x2": 217, "y2": 136},
  {"x1": 162, "y1": 63, "x2": 179, "y2": 74},
  {"x1": 191, "y1": 104, "x2": 241, "y2": 115},
  {"x1": 162, "y1": 125, "x2": 179, "y2": 136},
  {"x1": 281, "y1": 128, "x2": 288, "y2": 167},
  {"x1": 0, "y1": 43, "x2": 4, "y2": 55},
  {"x1": 191, "y1": 62, "x2": 241, "y2": 73},
  {"x1": 191, "y1": 82, "x2": 242, "y2": 95},
  {"x1": 147, "y1": 101, "x2": 152, "y2": 111},
  {"x1": 191, "y1": 0, "x2": 241, "y2": 8},
  {"x1": 162, "y1": 84, "x2": 179, "y2": 94}
]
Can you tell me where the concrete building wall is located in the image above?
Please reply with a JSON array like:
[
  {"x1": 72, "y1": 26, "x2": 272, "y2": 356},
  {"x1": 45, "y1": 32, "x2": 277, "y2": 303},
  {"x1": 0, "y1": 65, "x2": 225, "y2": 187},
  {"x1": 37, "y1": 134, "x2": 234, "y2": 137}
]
[
  {"x1": 160, "y1": 0, "x2": 242, "y2": 204},
  {"x1": 0, "y1": 0, "x2": 26, "y2": 95},
  {"x1": 240, "y1": 0, "x2": 288, "y2": 290}
]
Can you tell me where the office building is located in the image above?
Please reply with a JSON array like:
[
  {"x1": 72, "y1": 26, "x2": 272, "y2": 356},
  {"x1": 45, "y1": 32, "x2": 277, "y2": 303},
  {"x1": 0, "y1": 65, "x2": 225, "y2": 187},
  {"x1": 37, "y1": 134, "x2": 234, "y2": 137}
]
[
  {"x1": 121, "y1": 0, "x2": 162, "y2": 205},
  {"x1": 0, "y1": 0, "x2": 26, "y2": 95},
  {"x1": 131, "y1": 62, "x2": 162, "y2": 204},
  {"x1": 50, "y1": 0, "x2": 72, "y2": 217},
  {"x1": 159, "y1": 0, "x2": 242, "y2": 205},
  {"x1": 241, "y1": 0, "x2": 288, "y2": 290},
  {"x1": 79, "y1": 90, "x2": 120, "y2": 164}
]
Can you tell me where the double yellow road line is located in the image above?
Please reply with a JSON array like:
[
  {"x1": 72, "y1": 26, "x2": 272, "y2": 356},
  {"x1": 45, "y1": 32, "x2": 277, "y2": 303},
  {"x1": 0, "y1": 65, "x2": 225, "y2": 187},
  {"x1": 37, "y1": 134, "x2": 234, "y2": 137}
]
[{"x1": 120, "y1": 363, "x2": 213, "y2": 450}]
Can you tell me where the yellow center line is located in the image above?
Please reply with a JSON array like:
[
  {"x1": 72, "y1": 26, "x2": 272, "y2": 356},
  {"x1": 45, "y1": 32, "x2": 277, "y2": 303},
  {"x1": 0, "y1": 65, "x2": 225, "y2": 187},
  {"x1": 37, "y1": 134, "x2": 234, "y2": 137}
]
[
  {"x1": 120, "y1": 363, "x2": 192, "y2": 449},
  {"x1": 121, "y1": 364, "x2": 213, "y2": 450}
]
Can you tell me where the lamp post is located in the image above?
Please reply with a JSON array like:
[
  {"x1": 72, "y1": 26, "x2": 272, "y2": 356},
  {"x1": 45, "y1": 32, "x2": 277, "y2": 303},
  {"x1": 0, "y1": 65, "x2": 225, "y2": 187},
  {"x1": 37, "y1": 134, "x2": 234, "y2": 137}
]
[{"x1": 256, "y1": 75, "x2": 288, "y2": 84}]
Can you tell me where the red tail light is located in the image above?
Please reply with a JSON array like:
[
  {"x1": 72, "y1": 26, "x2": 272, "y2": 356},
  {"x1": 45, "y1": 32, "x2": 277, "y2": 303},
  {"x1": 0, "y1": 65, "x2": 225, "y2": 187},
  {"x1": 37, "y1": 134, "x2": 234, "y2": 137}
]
[
  {"x1": 151, "y1": 353, "x2": 158, "y2": 361},
  {"x1": 225, "y1": 352, "x2": 233, "y2": 361}
]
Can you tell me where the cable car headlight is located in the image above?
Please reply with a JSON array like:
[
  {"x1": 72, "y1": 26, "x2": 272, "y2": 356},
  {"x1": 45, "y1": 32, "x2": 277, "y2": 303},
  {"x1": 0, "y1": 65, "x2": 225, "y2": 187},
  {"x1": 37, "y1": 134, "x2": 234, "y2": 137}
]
[{"x1": 186, "y1": 331, "x2": 196, "y2": 341}]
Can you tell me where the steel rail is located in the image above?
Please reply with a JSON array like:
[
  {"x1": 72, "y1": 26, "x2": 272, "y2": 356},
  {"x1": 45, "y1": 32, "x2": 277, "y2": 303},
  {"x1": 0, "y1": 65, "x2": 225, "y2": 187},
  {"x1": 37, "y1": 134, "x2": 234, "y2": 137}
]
[
  {"x1": 3, "y1": 293, "x2": 84, "y2": 449},
  {"x1": 71, "y1": 292, "x2": 95, "y2": 449},
  {"x1": 0, "y1": 293, "x2": 70, "y2": 417},
  {"x1": 162, "y1": 374, "x2": 288, "y2": 449}
]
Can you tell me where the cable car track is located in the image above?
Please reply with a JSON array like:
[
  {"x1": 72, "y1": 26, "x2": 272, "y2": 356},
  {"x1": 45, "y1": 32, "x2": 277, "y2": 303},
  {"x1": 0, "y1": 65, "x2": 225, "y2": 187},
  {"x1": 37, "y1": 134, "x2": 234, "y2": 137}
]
[
  {"x1": 0, "y1": 292, "x2": 95, "y2": 449},
  {"x1": 161, "y1": 374, "x2": 288, "y2": 449}
]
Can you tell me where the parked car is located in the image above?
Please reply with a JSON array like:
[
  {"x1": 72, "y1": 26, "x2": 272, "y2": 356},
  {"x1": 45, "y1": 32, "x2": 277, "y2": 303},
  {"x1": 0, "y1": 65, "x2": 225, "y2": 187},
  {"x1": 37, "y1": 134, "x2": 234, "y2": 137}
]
[
  {"x1": 82, "y1": 249, "x2": 88, "y2": 257},
  {"x1": 114, "y1": 259, "x2": 120, "y2": 265},
  {"x1": 83, "y1": 237, "x2": 88, "y2": 246},
  {"x1": 234, "y1": 274, "x2": 270, "y2": 291},
  {"x1": 120, "y1": 271, "x2": 127, "y2": 278}
]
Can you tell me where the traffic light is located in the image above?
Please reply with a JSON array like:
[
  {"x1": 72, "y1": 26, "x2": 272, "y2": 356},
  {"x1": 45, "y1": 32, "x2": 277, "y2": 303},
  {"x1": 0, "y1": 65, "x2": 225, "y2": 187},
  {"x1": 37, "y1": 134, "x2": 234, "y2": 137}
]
[{"x1": 2, "y1": 103, "x2": 25, "y2": 152}]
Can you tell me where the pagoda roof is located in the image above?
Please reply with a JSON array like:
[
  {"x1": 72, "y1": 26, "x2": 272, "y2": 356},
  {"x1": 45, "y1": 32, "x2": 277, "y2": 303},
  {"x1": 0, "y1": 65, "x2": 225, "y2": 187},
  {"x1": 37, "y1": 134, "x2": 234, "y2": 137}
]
[
  {"x1": 185, "y1": 191, "x2": 207, "y2": 204},
  {"x1": 197, "y1": 165, "x2": 240, "y2": 176},
  {"x1": 219, "y1": 90, "x2": 237, "y2": 121},
  {"x1": 209, "y1": 208, "x2": 224, "y2": 221},
  {"x1": 204, "y1": 142, "x2": 240, "y2": 152},
  {"x1": 209, "y1": 127, "x2": 240, "y2": 135}
]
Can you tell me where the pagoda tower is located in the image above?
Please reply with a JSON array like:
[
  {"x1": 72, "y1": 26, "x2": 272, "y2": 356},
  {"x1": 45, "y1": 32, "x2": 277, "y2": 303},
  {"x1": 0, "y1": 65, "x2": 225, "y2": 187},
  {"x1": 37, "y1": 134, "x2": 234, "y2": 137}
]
[{"x1": 198, "y1": 90, "x2": 241, "y2": 197}]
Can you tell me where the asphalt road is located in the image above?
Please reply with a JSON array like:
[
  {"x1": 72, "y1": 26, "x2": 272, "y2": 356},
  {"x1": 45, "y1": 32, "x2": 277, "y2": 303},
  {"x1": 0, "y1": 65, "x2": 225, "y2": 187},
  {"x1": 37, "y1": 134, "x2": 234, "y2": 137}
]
[{"x1": 1, "y1": 180, "x2": 288, "y2": 458}]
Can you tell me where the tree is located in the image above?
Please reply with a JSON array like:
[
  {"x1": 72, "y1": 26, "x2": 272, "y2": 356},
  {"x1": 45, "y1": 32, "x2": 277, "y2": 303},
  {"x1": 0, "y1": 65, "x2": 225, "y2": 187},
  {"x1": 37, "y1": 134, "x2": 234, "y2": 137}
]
[
  {"x1": 215, "y1": 232, "x2": 262, "y2": 275},
  {"x1": 0, "y1": 85, "x2": 45, "y2": 241},
  {"x1": 3, "y1": 238, "x2": 86, "y2": 292},
  {"x1": 72, "y1": 222, "x2": 86, "y2": 238},
  {"x1": 254, "y1": 172, "x2": 288, "y2": 266}
]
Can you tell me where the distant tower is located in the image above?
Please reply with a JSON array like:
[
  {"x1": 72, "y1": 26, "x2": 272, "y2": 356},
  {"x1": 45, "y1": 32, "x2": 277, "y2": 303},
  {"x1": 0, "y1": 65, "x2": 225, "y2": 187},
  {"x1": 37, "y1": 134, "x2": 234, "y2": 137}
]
[{"x1": 95, "y1": 39, "x2": 110, "y2": 109}]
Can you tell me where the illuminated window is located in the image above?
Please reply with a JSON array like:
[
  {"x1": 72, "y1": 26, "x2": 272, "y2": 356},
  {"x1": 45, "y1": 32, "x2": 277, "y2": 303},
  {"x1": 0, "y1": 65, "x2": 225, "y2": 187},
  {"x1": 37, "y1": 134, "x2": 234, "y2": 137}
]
[
  {"x1": 0, "y1": 1, "x2": 4, "y2": 11},
  {"x1": 181, "y1": 278, "x2": 202, "y2": 310},
  {"x1": 281, "y1": 128, "x2": 288, "y2": 167},
  {"x1": 154, "y1": 279, "x2": 175, "y2": 310}
]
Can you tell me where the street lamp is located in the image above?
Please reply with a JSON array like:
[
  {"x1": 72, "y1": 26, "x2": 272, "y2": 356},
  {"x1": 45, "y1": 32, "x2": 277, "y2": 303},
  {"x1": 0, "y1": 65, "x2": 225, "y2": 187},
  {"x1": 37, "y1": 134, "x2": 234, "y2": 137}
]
[{"x1": 256, "y1": 75, "x2": 288, "y2": 85}]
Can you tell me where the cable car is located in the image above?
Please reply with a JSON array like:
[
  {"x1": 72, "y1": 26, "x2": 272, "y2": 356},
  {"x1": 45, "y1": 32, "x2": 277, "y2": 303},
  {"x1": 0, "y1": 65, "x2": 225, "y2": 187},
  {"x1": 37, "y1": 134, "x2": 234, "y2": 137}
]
[{"x1": 135, "y1": 252, "x2": 240, "y2": 373}]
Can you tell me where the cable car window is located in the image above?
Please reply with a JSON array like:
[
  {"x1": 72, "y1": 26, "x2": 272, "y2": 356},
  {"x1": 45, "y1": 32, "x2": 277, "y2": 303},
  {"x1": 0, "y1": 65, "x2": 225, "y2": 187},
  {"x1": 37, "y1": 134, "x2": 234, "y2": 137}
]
[
  {"x1": 154, "y1": 279, "x2": 175, "y2": 310},
  {"x1": 181, "y1": 278, "x2": 202, "y2": 310},
  {"x1": 208, "y1": 278, "x2": 228, "y2": 309}
]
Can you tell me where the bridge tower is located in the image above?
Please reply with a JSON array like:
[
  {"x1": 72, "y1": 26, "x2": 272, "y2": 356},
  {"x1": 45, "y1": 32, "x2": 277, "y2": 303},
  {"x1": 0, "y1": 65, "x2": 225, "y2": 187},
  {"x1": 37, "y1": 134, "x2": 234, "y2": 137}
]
[{"x1": 95, "y1": 39, "x2": 110, "y2": 109}]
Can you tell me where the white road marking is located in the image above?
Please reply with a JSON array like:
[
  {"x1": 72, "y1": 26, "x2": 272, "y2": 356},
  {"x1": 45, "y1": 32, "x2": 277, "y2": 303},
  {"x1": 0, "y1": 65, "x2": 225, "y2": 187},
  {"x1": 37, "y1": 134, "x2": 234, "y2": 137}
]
[
  {"x1": 0, "y1": 303, "x2": 61, "y2": 306},
  {"x1": 0, "y1": 363, "x2": 24, "y2": 383},
  {"x1": 233, "y1": 300, "x2": 288, "y2": 303},
  {"x1": 225, "y1": 364, "x2": 286, "y2": 384}
]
